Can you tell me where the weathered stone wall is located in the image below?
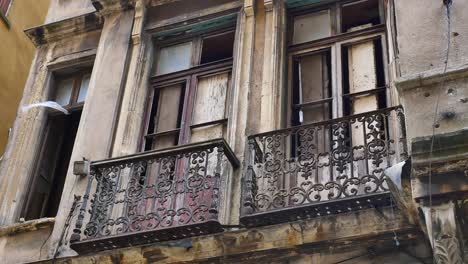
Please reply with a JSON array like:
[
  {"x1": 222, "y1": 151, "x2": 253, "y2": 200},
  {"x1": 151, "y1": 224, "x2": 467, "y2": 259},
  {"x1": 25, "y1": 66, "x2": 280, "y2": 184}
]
[
  {"x1": 38, "y1": 208, "x2": 432, "y2": 264},
  {"x1": 395, "y1": 0, "x2": 468, "y2": 78},
  {"x1": 0, "y1": 0, "x2": 50, "y2": 156},
  {"x1": 4, "y1": 0, "x2": 468, "y2": 263}
]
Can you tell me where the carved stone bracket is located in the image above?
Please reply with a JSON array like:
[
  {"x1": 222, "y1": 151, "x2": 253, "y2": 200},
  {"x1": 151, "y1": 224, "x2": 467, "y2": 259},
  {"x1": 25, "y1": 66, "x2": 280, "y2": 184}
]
[
  {"x1": 420, "y1": 201, "x2": 466, "y2": 264},
  {"x1": 244, "y1": 0, "x2": 255, "y2": 17},
  {"x1": 131, "y1": 0, "x2": 147, "y2": 45}
]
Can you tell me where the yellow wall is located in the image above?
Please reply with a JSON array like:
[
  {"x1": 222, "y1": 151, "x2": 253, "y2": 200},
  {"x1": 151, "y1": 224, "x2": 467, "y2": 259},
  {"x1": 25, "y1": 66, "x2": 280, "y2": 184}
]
[{"x1": 0, "y1": 0, "x2": 50, "y2": 155}]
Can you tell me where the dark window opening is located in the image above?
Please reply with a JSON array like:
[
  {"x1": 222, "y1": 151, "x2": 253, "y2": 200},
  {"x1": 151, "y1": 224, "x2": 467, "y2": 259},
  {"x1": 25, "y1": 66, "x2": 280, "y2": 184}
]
[
  {"x1": 342, "y1": 45, "x2": 351, "y2": 116},
  {"x1": 291, "y1": 50, "x2": 332, "y2": 158},
  {"x1": 23, "y1": 110, "x2": 81, "y2": 220},
  {"x1": 341, "y1": 0, "x2": 380, "y2": 33},
  {"x1": 374, "y1": 38, "x2": 387, "y2": 109},
  {"x1": 291, "y1": 50, "x2": 332, "y2": 126},
  {"x1": 200, "y1": 31, "x2": 235, "y2": 64},
  {"x1": 144, "y1": 84, "x2": 185, "y2": 151}
]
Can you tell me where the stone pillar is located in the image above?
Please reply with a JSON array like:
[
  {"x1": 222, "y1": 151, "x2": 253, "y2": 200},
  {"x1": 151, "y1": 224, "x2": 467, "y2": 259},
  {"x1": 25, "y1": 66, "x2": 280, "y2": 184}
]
[
  {"x1": 112, "y1": 0, "x2": 150, "y2": 157},
  {"x1": 46, "y1": 6, "x2": 135, "y2": 257},
  {"x1": 259, "y1": 0, "x2": 286, "y2": 132},
  {"x1": 224, "y1": 0, "x2": 256, "y2": 224}
]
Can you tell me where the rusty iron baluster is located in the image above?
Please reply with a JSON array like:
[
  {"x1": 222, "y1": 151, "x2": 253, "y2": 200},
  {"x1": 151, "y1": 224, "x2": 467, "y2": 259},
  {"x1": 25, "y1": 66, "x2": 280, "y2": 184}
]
[{"x1": 70, "y1": 172, "x2": 95, "y2": 242}]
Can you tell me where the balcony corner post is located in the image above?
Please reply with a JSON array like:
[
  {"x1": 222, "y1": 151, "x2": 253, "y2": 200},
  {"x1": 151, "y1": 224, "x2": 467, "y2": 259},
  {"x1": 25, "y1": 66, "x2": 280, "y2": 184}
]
[
  {"x1": 70, "y1": 173, "x2": 94, "y2": 244},
  {"x1": 241, "y1": 138, "x2": 257, "y2": 216},
  {"x1": 396, "y1": 106, "x2": 408, "y2": 160},
  {"x1": 209, "y1": 144, "x2": 224, "y2": 219}
]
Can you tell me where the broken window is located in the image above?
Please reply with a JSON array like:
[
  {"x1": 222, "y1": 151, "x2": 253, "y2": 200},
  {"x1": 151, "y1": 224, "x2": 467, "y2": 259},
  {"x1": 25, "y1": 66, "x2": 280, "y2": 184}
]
[
  {"x1": 341, "y1": 0, "x2": 380, "y2": 33},
  {"x1": 146, "y1": 28, "x2": 235, "y2": 150},
  {"x1": 286, "y1": 1, "x2": 389, "y2": 193},
  {"x1": 200, "y1": 31, "x2": 235, "y2": 64},
  {"x1": 289, "y1": 0, "x2": 386, "y2": 123},
  {"x1": 23, "y1": 68, "x2": 92, "y2": 220}
]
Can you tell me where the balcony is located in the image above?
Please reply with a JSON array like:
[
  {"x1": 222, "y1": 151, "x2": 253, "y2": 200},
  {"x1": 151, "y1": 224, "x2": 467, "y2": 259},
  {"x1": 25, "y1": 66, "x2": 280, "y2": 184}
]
[
  {"x1": 240, "y1": 107, "x2": 407, "y2": 227},
  {"x1": 70, "y1": 139, "x2": 239, "y2": 254}
]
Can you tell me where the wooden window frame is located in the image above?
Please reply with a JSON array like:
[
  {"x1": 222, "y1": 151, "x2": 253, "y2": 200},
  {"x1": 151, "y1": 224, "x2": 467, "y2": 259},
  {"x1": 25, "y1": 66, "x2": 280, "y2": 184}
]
[
  {"x1": 286, "y1": 0, "x2": 389, "y2": 124},
  {"x1": 53, "y1": 69, "x2": 92, "y2": 110},
  {"x1": 143, "y1": 28, "x2": 235, "y2": 151}
]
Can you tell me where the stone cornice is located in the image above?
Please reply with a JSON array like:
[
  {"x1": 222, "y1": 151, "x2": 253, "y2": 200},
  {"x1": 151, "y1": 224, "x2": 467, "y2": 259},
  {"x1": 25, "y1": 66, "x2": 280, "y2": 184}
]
[
  {"x1": 24, "y1": 12, "x2": 104, "y2": 47},
  {"x1": 395, "y1": 64, "x2": 468, "y2": 92},
  {"x1": 411, "y1": 129, "x2": 468, "y2": 167},
  {"x1": 0, "y1": 218, "x2": 55, "y2": 237}
]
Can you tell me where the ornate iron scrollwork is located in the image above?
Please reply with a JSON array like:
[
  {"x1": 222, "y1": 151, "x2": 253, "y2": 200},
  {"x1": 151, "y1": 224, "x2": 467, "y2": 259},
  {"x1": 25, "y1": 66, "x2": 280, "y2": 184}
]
[
  {"x1": 71, "y1": 139, "x2": 238, "y2": 245},
  {"x1": 242, "y1": 107, "x2": 407, "y2": 214}
]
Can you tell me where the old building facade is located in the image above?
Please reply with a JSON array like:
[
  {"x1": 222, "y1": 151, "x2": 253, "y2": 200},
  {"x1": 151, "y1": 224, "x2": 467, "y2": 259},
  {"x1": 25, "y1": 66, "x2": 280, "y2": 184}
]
[
  {"x1": 0, "y1": 0, "x2": 466, "y2": 263},
  {"x1": 0, "y1": 0, "x2": 50, "y2": 156}
]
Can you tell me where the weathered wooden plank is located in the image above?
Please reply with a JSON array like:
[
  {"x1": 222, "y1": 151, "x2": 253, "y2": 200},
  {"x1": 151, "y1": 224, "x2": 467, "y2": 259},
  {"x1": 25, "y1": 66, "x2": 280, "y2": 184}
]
[{"x1": 191, "y1": 72, "x2": 229, "y2": 142}]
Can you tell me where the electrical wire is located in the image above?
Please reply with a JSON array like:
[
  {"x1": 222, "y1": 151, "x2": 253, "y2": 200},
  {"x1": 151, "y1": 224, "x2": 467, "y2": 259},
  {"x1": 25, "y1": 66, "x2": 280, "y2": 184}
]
[{"x1": 426, "y1": 1, "x2": 452, "y2": 262}]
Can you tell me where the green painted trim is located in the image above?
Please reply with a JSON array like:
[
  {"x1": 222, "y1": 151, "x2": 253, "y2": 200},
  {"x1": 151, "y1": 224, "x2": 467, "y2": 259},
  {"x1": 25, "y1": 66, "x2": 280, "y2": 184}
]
[
  {"x1": 286, "y1": 0, "x2": 327, "y2": 8},
  {"x1": 154, "y1": 13, "x2": 237, "y2": 39}
]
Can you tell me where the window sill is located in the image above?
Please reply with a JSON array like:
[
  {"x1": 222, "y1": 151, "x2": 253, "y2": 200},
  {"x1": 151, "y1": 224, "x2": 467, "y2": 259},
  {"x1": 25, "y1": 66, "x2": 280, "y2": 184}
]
[
  {"x1": 0, "y1": 217, "x2": 55, "y2": 237},
  {"x1": 0, "y1": 12, "x2": 10, "y2": 29}
]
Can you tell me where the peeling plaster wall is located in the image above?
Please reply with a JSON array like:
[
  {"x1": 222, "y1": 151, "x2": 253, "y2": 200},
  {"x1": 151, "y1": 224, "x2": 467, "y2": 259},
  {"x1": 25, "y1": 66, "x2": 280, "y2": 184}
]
[
  {"x1": 401, "y1": 76, "x2": 468, "y2": 140},
  {"x1": 38, "y1": 209, "x2": 432, "y2": 264},
  {"x1": 395, "y1": 0, "x2": 468, "y2": 78}
]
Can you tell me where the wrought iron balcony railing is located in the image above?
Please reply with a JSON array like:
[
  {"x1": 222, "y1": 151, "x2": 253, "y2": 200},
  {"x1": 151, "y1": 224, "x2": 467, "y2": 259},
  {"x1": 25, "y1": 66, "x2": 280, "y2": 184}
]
[
  {"x1": 240, "y1": 107, "x2": 407, "y2": 227},
  {"x1": 70, "y1": 139, "x2": 239, "y2": 254}
]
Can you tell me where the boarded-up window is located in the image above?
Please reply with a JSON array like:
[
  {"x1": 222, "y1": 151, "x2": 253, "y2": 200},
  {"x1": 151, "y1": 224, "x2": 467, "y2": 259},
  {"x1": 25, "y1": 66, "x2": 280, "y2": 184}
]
[
  {"x1": 0, "y1": 0, "x2": 11, "y2": 16},
  {"x1": 147, "y1": 27, "x2": 235, "y2": 150},
  {"x1": 191, "y1": 72, "x2": 229, "y2": 143},
  {"x1": 293, "y1": 10, "x2": 331, "y2": 44},
  {"x1": 149, "y1": 84, "x2": 184, "y2": 149}
]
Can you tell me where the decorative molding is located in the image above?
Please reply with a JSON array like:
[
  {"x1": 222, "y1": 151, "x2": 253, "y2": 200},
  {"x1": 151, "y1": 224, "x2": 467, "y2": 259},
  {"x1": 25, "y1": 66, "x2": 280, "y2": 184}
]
[
  {"x1": 145, "y1": 1, "x2": 242, "y2": 34},
  {"x1": 131, "y1": 0, "x2": 146, "y2": 45},
  {"x1": 434, "y1": 235, "x2": 464, "y2": 264},
  {"x1": 244, "y1": 0, "x2": 255, "y2": 17},
  {"x1": 0, "y1": 218, "x2": 55, "y2": 237},
  {"x1": 395, "y1": 64, "x2": 468, "y2": 92},
  {"x1": 421, "y1": 202, "x2": 466, "y2": 264},
  {"x1": 24, "y1": 12, "x2": 103, "y2": 47},
  {"x1": 411, "y1": 129, "x2": 468, "y2": 167},
  {"x1": 264, "y1": 0, "x2": 274, "y2": 11}
]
